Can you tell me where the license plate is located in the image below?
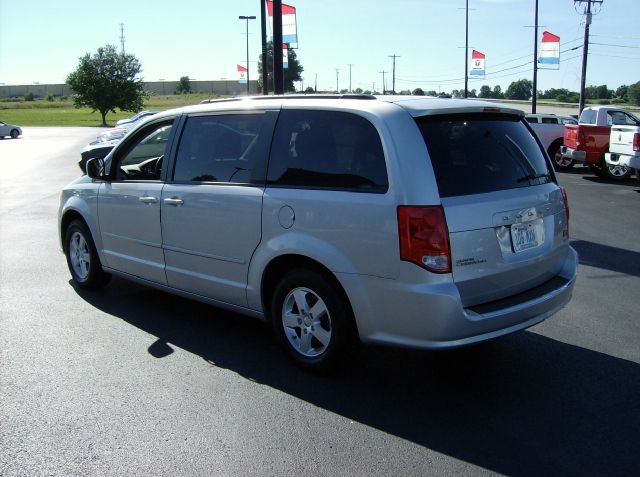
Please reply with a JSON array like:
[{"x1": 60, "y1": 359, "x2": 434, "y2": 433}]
[{"x1": 511, "y1": 219, "x2": 544, "y2": 253}]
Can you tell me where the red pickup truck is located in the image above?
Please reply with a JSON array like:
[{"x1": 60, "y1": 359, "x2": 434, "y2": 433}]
[{"x1": 560, "y1": 106, "x2": 640, "y2": 180}]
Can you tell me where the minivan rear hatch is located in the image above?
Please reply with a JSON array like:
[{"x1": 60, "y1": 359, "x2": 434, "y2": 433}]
[{"x1": 416, "y1": 113, "x2": 570, "y2": 307}]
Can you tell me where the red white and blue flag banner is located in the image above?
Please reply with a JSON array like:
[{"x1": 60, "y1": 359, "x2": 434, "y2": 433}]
[
  {"x1": 470, "y1": 50, "x2": 485, "y2": 76},
  {"x1": 538, "y1": 31, "x2": 560, "y2": 67},
  {"x1": 237, "y1": 64, "x2": 248, "y2": 84},
  {"x1": 267, "y1": 1, "x2": 298, "y2": 48},
  {"x1": 283, "y1": 44, "x2": 289, "y2": 69}
]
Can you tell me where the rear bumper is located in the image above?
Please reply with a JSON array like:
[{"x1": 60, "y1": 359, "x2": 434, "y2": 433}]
[
  {"x1": 605, "y1": 152, "x2": 640, "y2": 169},
  {"x1": 560, "y1": 146, "x2": 587, "y2": 163},
  {"x1": 340, "y1": 246, "x2": 578, "y2": 349}
]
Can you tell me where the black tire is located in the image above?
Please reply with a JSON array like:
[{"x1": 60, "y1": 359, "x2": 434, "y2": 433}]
[
  {"x1": 64, "y1": 219, "x2": 110, "y2": 289},
  {"x1": 549, "y1": 141, "x2": 573, "y2": 171},
  {"x1": 271, "y1": 269, "x2": 355, "y2": 371},
  {"x1": 10, "y1": 129, "x2": 19, "y2": 139},
  {"x1": 589, "y1": 159, "x2": 606, "y2": 177}
]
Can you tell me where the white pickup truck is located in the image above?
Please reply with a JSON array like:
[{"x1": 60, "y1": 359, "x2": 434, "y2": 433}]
[
  {"x1": 605, "y1": 124, "x2": 640, "y2": 181},
  {"x1": 525, "y1": 114, "x2": 577, "y2": 170}
]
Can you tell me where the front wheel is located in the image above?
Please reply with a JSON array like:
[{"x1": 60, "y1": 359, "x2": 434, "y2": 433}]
[
  {"x1": 271, "y1": 269, "x2": 355, "y2": 371},
  {"x1": 10, "y1": 129, "x2": 19, "y2": 139},
  {"x1": 64, "y1": 219, "x2": 110, "y2": 289}
]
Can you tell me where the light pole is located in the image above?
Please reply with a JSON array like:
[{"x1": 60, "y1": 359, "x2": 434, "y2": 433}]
[{"x1": 239, "y1": 15, "x2": 256, "y2": 95}]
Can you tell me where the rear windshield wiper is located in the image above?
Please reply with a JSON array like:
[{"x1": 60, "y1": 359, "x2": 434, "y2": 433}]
[{"x1": 517, "y1": 173, "x2": 550, "y2": 183}]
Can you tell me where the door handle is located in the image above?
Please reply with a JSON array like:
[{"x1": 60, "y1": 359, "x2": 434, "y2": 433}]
[
  {"x1": 164, "y1": 197, "x2": 184, "y2": 206},
  {"x1": 139, "y1": 196, "x2": 158, "y2": 204}
]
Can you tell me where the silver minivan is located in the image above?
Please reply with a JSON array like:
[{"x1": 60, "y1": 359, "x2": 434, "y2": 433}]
[{"x1": 59, "y1": 96, "x2": 577, "y2": 370}]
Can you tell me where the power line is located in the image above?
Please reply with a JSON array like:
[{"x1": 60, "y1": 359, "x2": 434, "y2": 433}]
[{"x1": 590, "y1": 42, "x2": 640, "y2": 49}]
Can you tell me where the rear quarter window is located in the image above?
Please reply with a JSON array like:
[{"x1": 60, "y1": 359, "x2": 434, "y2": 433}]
[
  {"x1": 579, "y1": 109, "x2": 597, "y2": 124},
  {"x1": 416, "y1": 114, "x2": 553, "y2": 197},
  {"x1": 267, "y1": 110, "x2": 388, "y2": 192}
]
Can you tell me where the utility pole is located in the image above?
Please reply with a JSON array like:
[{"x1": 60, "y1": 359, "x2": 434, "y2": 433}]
[
  {"x1": 348, "y1": 63, "x2": 354, "y2": 92},
  {"x1": 532, "y1": 0, "x2": 539, "y2": 113},
  {"x1": 464, "y1": 0, "x2": 468, "y2": 98},
  {"x1": 260, "y1": 0, "x2": 268, "y2": 95},
  {"x1": 273, "y1": 0, "x2": 284, "y2": 95},
  {"x1": 119, "y1": 23, "x2": 125, "y2": 54},
  {"x1": 314, "y1": 73, "x2": 318, "y2": 92},
  {"x1": 379, "y1": 71, "x2": 387, "y2": 94},
  {"x1": 239, "y1": 15, "x2": 256, "y2": 95},
  {"x1": 575, "y1": 0, "x2": 603, "y2": 113},
  {"x1": 335, "y1": 68, "x2": 339, "y2": 93},
  {"x1": 388, "y1": 54, "x2": 400, "y2": 94}
]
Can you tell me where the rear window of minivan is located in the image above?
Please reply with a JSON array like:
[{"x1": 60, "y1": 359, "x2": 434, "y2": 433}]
[{"x1": 416, "y1": 114, "x2": 552, "y2": 197}]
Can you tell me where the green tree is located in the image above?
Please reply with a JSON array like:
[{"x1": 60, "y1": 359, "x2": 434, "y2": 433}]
[
  {"x1": 479, "y1": 85, "x2": 492, "y2": 98},
  {"x1": 628, "y1": 81, "x2": 640, "y2": 106},
  {"x1": 505, "y1": 79, "x2": 532, "y2": 100},
  {"x1": 176, "y1": 76, "x2": 191, "y2": 94},
  {"x1": 492, "y1": 85, "x2": 504, "y2": 99},
  {"x1": 66, "y1": 44, "x2": 147, "y2": 126},
  {"x1": 468, "y1": 89, "x2": 477, "y2": 98},
  {"x1": 257, "y1": 42, "x2": 304, "y2": 93},
  {"x1": 412, "y1": 88, "x2": 425, "y2": 96},
  {"x1": 615, "y1": 85, "x2": 629, "y2": 101}
]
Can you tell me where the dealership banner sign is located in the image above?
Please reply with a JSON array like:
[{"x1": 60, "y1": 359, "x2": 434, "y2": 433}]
[
  {"x1": 470, "y1": 50, "x2": 485, "y2": 76},
  {"x1": 283, "y1": 44, "x2": 289, "y2": 69},
  {"x1": 538, "y1": 31, "x2": 560, "y2": 68},
  {"x1": 267, "y1": 1, "x2": 298, "y2": 48},
  {"x1": 237, "y1": 64, "x2": 248, "y2": 83}
]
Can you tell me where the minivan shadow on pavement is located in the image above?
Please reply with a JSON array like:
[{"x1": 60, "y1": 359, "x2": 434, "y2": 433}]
[
  {"x1": 571, "y1": 240, "x2": 640, "y2": 278},
  {"x1": 73, "y1": 278, "x2": 640, "y2": 477}
]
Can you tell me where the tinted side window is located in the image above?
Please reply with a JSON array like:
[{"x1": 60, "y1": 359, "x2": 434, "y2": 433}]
[
  {"x1": 416, "y1": 114, "x2": 552, "y2": 198},
  {"x1": 541, "y1": 117, "x2": 557, "y2": 124},
  {"x1": 114, "y1": 121, "x2": 174, "y2": 181},
  {"x1": 173, "y1": 114, "x2": 271, "y2": 184},
  {"x1": 525, "y1": 117, "x2": 538, "y2": 123},
  {"x1": 267, "y1": 110, "x2": 388, "y2": 192},
  {"x1": 607, "y1": 111, "x2": 640, "y2": 126}
]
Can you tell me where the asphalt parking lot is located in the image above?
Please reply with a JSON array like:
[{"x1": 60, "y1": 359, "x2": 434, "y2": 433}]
[{"x1": 1, "y1": 128, "x2": 639, "y2": 476}]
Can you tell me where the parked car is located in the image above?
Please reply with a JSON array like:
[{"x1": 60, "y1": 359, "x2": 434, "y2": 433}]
[
  {"x1": 0, "y1": 121, "x2": 22, "y2": 139},
  {"x1": 78, "y1": 123, "x2": 147, "y2": 172},
  {"x1": 115, "y1": 110, "x2": 159, "y2": 127},
  {"x1": 59, "y1": 96, "x2": 577, "y2": 371},
  {"x1": 525, "y1": 114, "x2": 576, "y2": 170},
  {"x1": 605, "y1": 124, "x2": 640, "y2": 182},
  {"x1": 561, "y1": 106, "x2": 640, "y2": 179}
]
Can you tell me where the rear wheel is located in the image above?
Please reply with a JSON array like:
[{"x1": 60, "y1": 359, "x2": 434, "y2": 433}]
[
  {"x1": 64, "y1": 219, "x2": 110, "y2": 289},
  {"x1": 271, "y1": 269, "x2": 354, "y2": 371},
  {"x1": 549, "y1": 141, "x2": 573, "y2": 171},
  {"x1": 10, "y1": 129, "x2": 19, "y2": 139},
  {"x1": 601, "y1": 154, "x2": 633, "y2": 180}
]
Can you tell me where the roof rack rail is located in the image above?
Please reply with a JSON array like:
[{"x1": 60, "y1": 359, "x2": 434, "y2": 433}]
[{"x1": 199, "y1": 94, "x2": 377, "y2": 104}]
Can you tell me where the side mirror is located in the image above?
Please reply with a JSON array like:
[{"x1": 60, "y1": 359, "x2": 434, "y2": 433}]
[{"x1": 86, "y1": 157, "x2": 106, "y2": 179}]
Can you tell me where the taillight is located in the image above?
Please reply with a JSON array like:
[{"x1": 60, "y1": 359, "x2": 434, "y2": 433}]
[
  {"x1": 633, "y1": 133, "x2": 640, "y2": 152},
  {"x1": 561, "y1": 187, "x2": 570, "y2": 222},
  {"x1": 397, "y1": 206, "x2": 451, "y2": 273}
]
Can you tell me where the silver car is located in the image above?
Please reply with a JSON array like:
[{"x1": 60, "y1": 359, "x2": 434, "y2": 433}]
[
  {"x1": 58, "y1": 96, "x2": 577, "y2": 371},
  {"x1": 0, "y1": 121, "x2": 22, "y2": 139}
]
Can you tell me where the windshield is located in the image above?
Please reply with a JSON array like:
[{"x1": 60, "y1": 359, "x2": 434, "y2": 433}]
[{"x1": 416, "y1": 114, "x2": 553, "y2": 197}]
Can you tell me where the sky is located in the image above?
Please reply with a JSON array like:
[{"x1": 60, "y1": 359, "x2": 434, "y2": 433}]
[{"x1": 1, "y1": 0, "x2": 638, "y2": 94}]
